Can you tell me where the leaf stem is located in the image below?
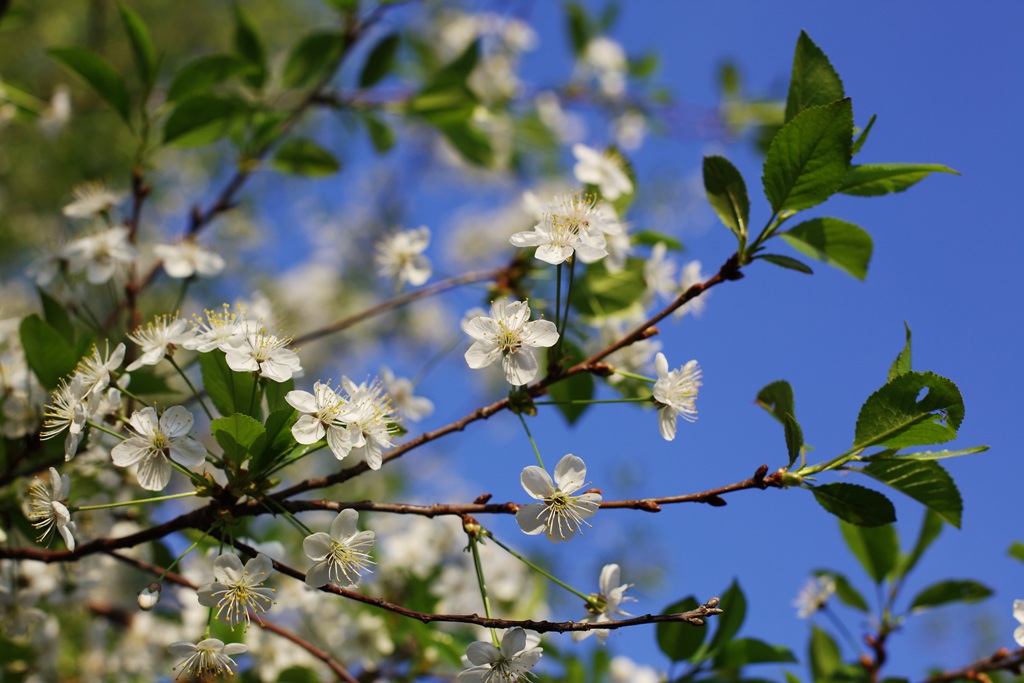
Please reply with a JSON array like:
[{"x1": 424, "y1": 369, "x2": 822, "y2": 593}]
[
  {"x1": 485, "y1": 529, "x2": 595, "y2": 605},
  {"x1": 73, "y1": 491, "x2": 198, "y2": 512},
  {"x1": 468, "y1": 533, "x2": 499, "y2": 647},
  {"x1": 518, "y1": 413, "x2": 544, "y2": 469}
]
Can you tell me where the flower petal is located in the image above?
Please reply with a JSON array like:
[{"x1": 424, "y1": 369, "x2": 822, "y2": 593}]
[
  {"x1": 520, "y1": 466, "x2": 554, "y2": 499},
  {"x1": 159, "y1": 405, "x2": 194, "y2": 438},
  {"x1": 515, "y1": 503, "x2": 548, "y2": 535},
  {"x1": 553, "y1": 454, "x2": 587, "y2": 492}
]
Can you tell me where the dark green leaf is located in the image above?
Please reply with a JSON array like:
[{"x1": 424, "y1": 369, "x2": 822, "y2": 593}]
[
  {"x1": 19, "y1": 315, "x2": 78, "y2": 389},
  {"x1": 284, "y1": 32, "x2": 346, "y2": 88},
  {"x1": 359, "y1": 33, "x2": 400, "y2": 88},
  {"x1": 632, "y1": 230, "x2": 683, "y2": 251},
  {"x1": 436, "y1": 119, "x2": 493, "y2": 167},
  {"x1": 812, "y1": 483, "x2": 895, "y2": 527},
  {"x1": 783, "y1": 414, "x2": 804, "y2": 467},
  {"x1": 167, "y1": 54, "x2": 253, "y2": 102},
  {"x1": 250, "y1": 110, "x2": 290, "y2": 150},
  {"x1": 362, "y1": 112, "x2": 395, "y2": 153},
  {"x1": 809, "y1": 625, "x2": 841, "y2": 682},
  {"x1": 199, "y1": 351, "x2": 257, "y2": 418},
  {"x1": 117, "y1": 2, "x2": 157, "y2": 92},
  {"x1": 840, "y1": 519, "x2": 899, "y2": 582},
  {"x1": 755, "y1": 380, "x2": 795, "y2": 425},
  {"x1": 840, "y1": 164, "x2": 959, "y2": 197},
  {"x1": 715, "y1": 638, "x2": 797, "y2": 666},
  {"x1": 271, "y1": 138, "x2": 341, "y2": 176},
  {"x1": 263, "y1": 378, "x2": 295, "y2": 414},
  {"x1": 708, "y1": 580, "x2": 746, "y2": 655},
  {"x1": 233, "y1": 5, "x2": 267, "y2": 88},
  {"x1": 39, "y1": 289, "x2": 73, "y2": 342},
  {"x1": 570, "y1": 257, "x2": 646, "y2": 317},
  {"x1": 428, "y1": 40, "x2": 480, "y2": 89},
  {"x1": 852, "y1": 114, "x2": 876, "y2": 156},
  {"x1": 212, "y1": 413, "x2": 266, "y2": 463},
  {"x1": 860, "y1": 459, "x2": 962, "y2": 528},
  {"x1": 888, "y1": 323, "x2": 912, "y2": 381},
  {"x1": 854, "y1": 371, "x2": 964, "y2": 450},
  {"x1": 814, "y1": 570, "x2": 869, "y2": 612},
  {"x1": 909, "y1": 580, "x2": 992, "y2": 612},
  {"x1": 703, "y1": 155, "x2": 749, "y2": 241},
  {"x1": 629, "y1": 52, "x2": 659, "y2": 79},
  {"x1": 780, "y1": 217, "x2": 872, "y2": 280},
  {"x1": 250, "y1": 408, "x2": 298, "y2": 474},
  {"x1": 565, "y1": 2, "x2": 593, "y2": 56},
  {"x1": 656, "y1": 597, "x2": 706, "y2": 662},
  {"x1": 785, "y1": 31, "x2": 845, "y2": 122},
  {"x1": 897, "y1": 510, "x2": 944, "y2": 579},
  {"x1": 762, "y1": 98, "x2": 853, "y2": 213},
  {"x1": 163, "y1": 95, "x2": 244, "y2": 147},
  {"x1": 1009, "y1": 542, "x2": 1024, "y2": 564},
  {"x1": 48, "y1": 47, "x2": 131, "y2": 123},
  {"x1": 757, "y1": 253, "x2": 814, "y2": 274},
  {"x1": 546, "y1": 341, "x2": 594, "y2": 425},
  {"x1": 126, "y1": 369, "x2": 175, "y2": 396},
  {"x1": 276, "y1": 667, "x2": 320, "y2": 683}
]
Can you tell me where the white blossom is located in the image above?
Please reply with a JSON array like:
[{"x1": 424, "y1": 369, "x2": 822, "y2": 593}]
[
  {"x1": 154, "y1": 240, "x2": 226, "y2": 279},
  {"x1": 125, "y1": 315, "x2": 195, "y2": 372},
  {"x1": 285, "y1": 381, "x2": 354, "y2": 461},
  {"x1": 184, "y1": 305, "x2": 248, "y2": 353},
  {"x1": 510, "y1": 191, "x2": 620, "y2": 266},
  {"x1": 62, "y1": 182, "x2": 125, "y2": 218},
  {"x1": 65, "y1": 226, "x2": 137, "y2": 284},
  {"x1": 572, "y1": 563, "x2": 635, "y2": 643},
  {"x1": 464, "y1": 298, "x2": 558, "y2": 386},
  {"x1": 794, "y1": 575, "x2": 836, "y2": 618},
  {"x1": 197, "y1": 553, "x2": 275, "y2": 630},
  {"x1": 335, "y1": 377, "x2": 395, "y2": 470},
  {"x1": 75, "y1": 341, "x2": 125, "y2": 397},
  {"x1": 375, "y1": 226, "x2": 432, "y2": 288},
  {"x1": 653, "y1": 353, "x2": 702, "y2": 441},
  {"x1": 516, "y1": 454, "x2": 601, "y2": 542},
  {"x1": 1013, "y1": 600, "x2": 1024, "y2": 647},
  {"x1": 40, "y1": 375, "x2": 89, "y2": 461},
  {"x1": 168, "y1": 638, "x2": 247, "y2": 679},
  {"x1": 110, "y1": 406, "x2": 206, "y2": 491},
  {"x1": 224, "y1": 329, "x2": 302, "y2": 382},
  {"x1": 26, "y1": 467, "x2": 76, "y2": 551},
  {"x1": 137, "y1": 584, "x2": 161, "y2": 611},
  {"x1": 572, "y1": 143, "x2": 633, "y2": 201},
  {"x1": 303, "y1": 509, "x2": 376, "y2": 588},
  {"x1": 674, "y1": 260, "x2": 708, "y2": 319},
  {"x1": 459, "y1": 627, "x2": 542, "y2": 683},
  {"x1": 381, "y1": 367, "x2": 434, "y2": 422}
]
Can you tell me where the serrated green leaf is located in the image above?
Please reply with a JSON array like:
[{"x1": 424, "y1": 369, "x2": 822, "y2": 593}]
[
  {"x1": 117, "y1": 2, "x2": 157, "y2": 93},
  {"x1": 167, "y1": 54, "x2": 253, "y2": 102},
  {"x1": 284, "y1": 32, "x2": 346, "y2": 88},
  {"x1": 860, "y1": 459, "x2": 962, "y2": 527},
  {"x1": 888, "y1": 323, "x2": 912, "y2": 381},
  {"x1": 756, "y1": 380, "x2": 795, "y2": 424},
  {"x1": 703, "y1": 155, "x2": 749, "y2": 241},
  {"x1": 909, "y1": 580, "x2": 992, "y2": 612},
  {"x1": 656, "y1": 597, "x2": 706, "y2": 662},
  {"x1": 840, "y1": 519, "x2": 899, "y2": 582},
  {"x1": 814, "y1": 569, "x2": 869, "y2": 612},
  {"x1": 809, "y1": 625, "x2": 841, "y2": 682},
  {"x1": 762, "y1": 98, "x2": 853, "y2": 213},
  {"x1": 715, "y1": 638, "x2": 797, "y2": 666},
  {"x1": 271, "y1": 138, "x2": 341, "y2": 176},
  {"x1": 49, "y1": 47, "x2": 131, "y2": 123},
  {"x1": 785, "y1": 31, "x2": 844, "y2": 122},
  {"x1": 199, "y1": 351, "x2": 257, "y2": 418},
  {"x1": 212, "y1": 413, "x2": 266, "y2": 463},
  {"x1": 233, "y1": 5, "x2": 267, "y2": 88},
  {"x1": 852, "y1": 114, "x2": 876, "y2": 156},
  {"x1": 163, "y1": 95, "x2": 244, "y2": 147},
  {"x1": 546, "y1": 341, "x2": 593, "y2": 425},
  {"x1": 708, "y1": 580, "x2": 746, "y2": 655},
  {"x1": 840, "y1": 164, "x2": 959, "y2": 197},
  {"x1": 854, "y1": 371, "x2": 964, "y2": 450},
  {"x1": 570, "y1": 257, "x2": 646, "y2": 318},
  {"x1": 897, "y1": 509, "x2": 943, "y2": 579},
  {"x1": 1009, "y1": 542, "x2": 1024, "y2": 564},
  {"x1": 19, "y1": 315, "x2": 78, "y2": 390},
  {"x1": 781, "y1": 217, "x2": 872, "y2": 280},
  {"x1": 359, "y1": 33, "x2": 400, "y2": 88},
  {"x1": 757, "y1": 253, "x2": 814, "y2": 274},
  {"x1": 812, "y1": 483, "x2": 895, "y2": 527}
]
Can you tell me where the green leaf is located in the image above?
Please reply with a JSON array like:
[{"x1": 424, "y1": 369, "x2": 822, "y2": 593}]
[
  {"x1": 888, "y1": 323, "x2": 912, "y2": 381},
  {"x1": 780, "y1": 217, "x2": 872, "y2": 280},
  {"x1": 812, "y1": 483, "x2": 896, "y2": 527},
  {"x1": 565, "y1": 2, "x2": 593, "y2": 56},
  {"x1": 211, "y1": 413, "x2": 266, "y2": 463},
  {"x1": 284, "y1": 32, "x2": 346, "y2": 88},
  {"x1": 163, "y1": 95, "x2": 244, "y2": 147},
  {"x1": 860, "y1": 459, "x2": 962, "y2": 527},
  {"x1": 839, "y1": 164, "x2": 959, "y2": 197},
  {"x1": 632, "y1": 230, "x2": 683, "y2": 251},
  {"x1": 708, "y1": 580, "x2": 746, "y2": 655},
  {"x1": 117, "y1": 2, "x2": 157, "y2": 93},
  {"x1": 263, "y1": 377, "x2": 295, "y2": 414},
  {"x1": 38, "y1": 289, "x2": 73, "y2": 342},
  {"x1": 198, "y1": 351, "x2": 257, "y2": 418},
  {"x1": 427, "y1": 40, "x2": 480, "y2": 90},
  {"x1": 19, "y1": 315, "x2": 78, "y2": 390},
  {"x1": 785, "y1": 31, "x2": 845, "y2": 122},
  {"x1": 233, "y1": 5, "x2": 267, "y2": 88},
  {"x1": 656, "y1": 597, "x2": 706, "y2": 662},
  {"x1": 909, "y1": 580, "x2": 992, "y2": 612},
  {"x1": 814, "y1": 570, "x2": 869, "y2": 612},
  {"x1": 757, "y1": 253, "x2": 814, "y2": 274},
  {"x1": 755, "y1": 380, "x2": 803, "y2": 467},
  {"x1": 839, "y1": 519, "x2": 899, "y2": 582},
  {"x1": 715, "y1": 638, "x2": 797, "y2": 666},
  {"x1": 48, "y1": 47, "x2": 131, "y2": 123},
  {"x1": 167, "y1": 54, "x2": 253, "y2": 102},
  {"x1": 1009, "y1": 542, "x2": 1024, "y2": 564},
  {"x1": 359, "y1": 33, "x2": 400, "y2": 88},
  {"x1": 546, "y1": 342, "x2": 594, "y2": 425},
  {"x1": 436, "y1": 119, "x2": 493, "y2": 167},
  {"x1": 271, "y1": 138, "x2": 341, "y2": 176},
  {"x1": 703, "y1": 155, "x2": 749, "y2": 241},
  {"x1": 250, "y1": 408, "x2": 298, "y2": 474},
  {"x1": 854, "y1": 371, "x2": 964, "y2": 450},
  {"x1": 362, "y1": 112, "x2": 395, "y2": 153},
  {"x1": 570, "y1": 257, "x2": 646, "y2": 317},
  {"x1": 852, "y1": 114, "x2": 876, "y2": 156},
  {"x1": 809, "y1": 625, "x2": 841, "y2": 682},
  {"x1": 889, "y1": 446, "x2": 989, "y2": 460},
  {"x1": 897, "y1": 509, "x2": 944, "y2": 579},
  {"x1": 762, "y1": 98, "x2": 853, "y2": 213}
]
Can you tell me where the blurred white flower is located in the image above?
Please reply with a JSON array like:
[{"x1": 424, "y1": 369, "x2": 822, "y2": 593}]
[
  {"x1": 137, "y1": 583, "x2": 161, "y2": 611},
  {"x1": 573, "y1": 144, "x2": 633, "y2": 201},
  {"x1": 1015, "y1": 600, "x2": 1024, "y2": 646},
  {"x1": 168, "y1": 638, "x2": 247, "y2": 679},
  {"x1": 303, "y1": 509, "x2": 376, "y2": 588},
  {"x1": 154, "y1": 240, "x2": 226, "y2": 279},
  {"x1": 572, "y1": 563, "x2": 635, "y2": 643},
  {"x1": 464, "y1": 298, "x2": 558, "y2": 386},
  {"x1": 110, "y1": 406, "x2": 206, "y2": 491},
  {"x1": 459, "y1": 627, "x2": 542, "y2": 683},
  {"x1": 610, "y1": 655, "x2": 664, "y2": 683},
  {"x1": 674, "y1": 260, "x2": 708, "y2": 319},
  {"x1": 62, "y1": 182, "x2": 125, "y2": 218},
  {"x1": 510, "y1": 191, "x2": 620, "y2": 266},
  {"x1": 516, "y1": 454, "x2": 601, "y2": 542},
  {"x1": 644, "y1": 243, "x2": 678, "y2": 302},
  {"x1": 376, "y1": 226, "x2": 432, "y2": 288},
  {"x1": 653, "y1": 353, "x2": 702, "y2": 441},
  {"x1": 794, "y1": 575, "x2": 837, "y2": 618},
  {"x1": 27, "y1": 467, "x2": 76, "y2": 551},
  {"x1": 197, "y1": 553, "x2": 275, "y2": 630},
  {"x1": 380, "y1": 367, "x2": 433, "y2": 422},
  {"x1": 65, "y1": 226, "x2": 137, "y2": 284},
  {"x1": 581, "y1": 36, "x2": 627, "y2": 98}
]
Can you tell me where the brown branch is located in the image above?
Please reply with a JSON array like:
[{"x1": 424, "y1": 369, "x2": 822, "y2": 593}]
[
  {"x1": 915, "y1": 647, "x2": 1024, "y2": 683},
  {"x1": 106, "y1": 550, "x2": 359, "y2": 683}
]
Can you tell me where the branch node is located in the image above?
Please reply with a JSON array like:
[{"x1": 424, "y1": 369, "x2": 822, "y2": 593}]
[{"x1": 703, "y1": 495, "x2": 727, "y2": 507}]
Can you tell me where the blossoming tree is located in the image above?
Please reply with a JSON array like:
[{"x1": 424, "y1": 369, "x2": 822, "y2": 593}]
[{"x1": 0, "y1": 2, "x2": 1017, "y2": 682}]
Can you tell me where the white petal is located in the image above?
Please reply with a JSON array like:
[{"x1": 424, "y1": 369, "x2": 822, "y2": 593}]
[
  {"x1": 111, "y1": 439, "x2": 149, "y2": 467},
  {"x1": 304, "y1": 560, "x2": 331, "y2": 588},
  {"x1": 465, "y1": 641, "x2": 501, "y2": 666},
  {"x1": 463, "y1": 316, "x2": 500, "y2": 342},
  {"x1": 136, "y1": 453, "x2": 171, "y2": 491},
  {"x1": 292, "y1": 414, "x2": 326, "y2": 444},
  {"x1": 213, "y1": 553, "x2": 245, "y2": 583},
  {"x1": 655, "y1": 352, "x2": 669, "y2": 379},
  {"x1": 465, "y1": 341, "x2": 500, "y2": 370},
  {"x1": 515, "y1": 504, "x2": 548, "y2": 535},
  {"x1": 326, "y1": 427, "x2": 352, "y2": 460},
  {"x1": 330, "y1": 508, "x2": 360, "y2": 540},
  {"x1": 246, "y1": 554, "x2": 274, "y2": 583},
  {"x1": 302, "y1": 533, "x2": 333, "y2": 561},
  {"x1": 502, "y1": 349, "x2": 538, "y2": 386},
  {"x1": 169, "y1": 437, "x2": 207, "y2": 467},
  {"x1": 658, "y1": 406, "x2": 677, "y2": 441},
  {"x1": 520, "y1": 466, "x2": 554, "y2": 499},
  {"x1": 129, "y1": 407, "x2": 160, "y2": 438},
  {"x1": 500, "y1": 628, "x2": 527, "y2": 657},
  {"x1": 599, "y1": 564, "x2": 620, "y2": 594},
  {"x1": 521, "y1": 320, "x2": 559, "y2": 348},
  {"x1": 285, "y1": 390, "x2": 318, "y2": 413},
  {"x1": 553, "y1": 454, "x2": 587, "y2": 492}
]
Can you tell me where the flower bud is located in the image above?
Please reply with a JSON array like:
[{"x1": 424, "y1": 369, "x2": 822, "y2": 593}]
[{"x1": 138, "y1": 583, "x2": 162, "y2": 611}]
